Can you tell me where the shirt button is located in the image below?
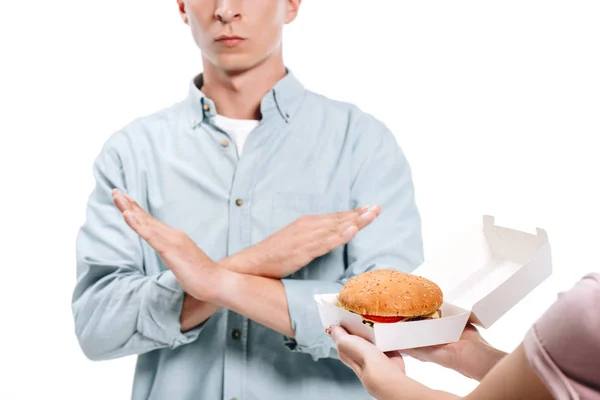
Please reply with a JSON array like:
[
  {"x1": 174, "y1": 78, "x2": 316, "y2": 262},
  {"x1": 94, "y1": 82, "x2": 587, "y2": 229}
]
[
  {"x1": 231, "y1": 329, "x2": 241, "y2": 339},
  {"x1": 203, "y1": 103, "x2": 210, "y2": 111},
  {"x1": 220, "y1": 139, "x2": 229, "y2": 147},
  {"x1": 235, "y1": 199, "x2": 244, "y2": 207}
]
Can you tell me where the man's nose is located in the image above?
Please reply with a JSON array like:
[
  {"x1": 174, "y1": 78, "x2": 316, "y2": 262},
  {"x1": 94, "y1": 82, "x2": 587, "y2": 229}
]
[{"x1": 215, "y1": 0, "x2": 242, "y2": 23}]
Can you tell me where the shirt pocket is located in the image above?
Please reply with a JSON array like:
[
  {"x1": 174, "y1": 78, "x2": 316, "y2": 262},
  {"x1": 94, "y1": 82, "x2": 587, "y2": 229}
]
[
  {"x1": 270, "y1": 191, "x2": 347, "y2": 279},
  {"x1": 270, "y1": 191, "x2": 345, "y2": 232}
]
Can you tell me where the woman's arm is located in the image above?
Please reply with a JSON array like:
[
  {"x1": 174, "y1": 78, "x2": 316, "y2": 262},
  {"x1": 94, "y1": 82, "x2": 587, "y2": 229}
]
[
  {"x1": 465, "y1": 343, "x2": 553, "y2": 400},
  {"x1": 330, "y1": 275, "x2": 600, "y2": 399},
  {"x1": 329, "y1": 326, "x2": 552, "y2": 400}
]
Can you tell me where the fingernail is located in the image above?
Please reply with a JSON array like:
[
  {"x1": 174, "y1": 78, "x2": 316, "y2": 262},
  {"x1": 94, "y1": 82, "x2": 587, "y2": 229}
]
[
  {"x1": 368, "y1": 205, "x2": 379, "y2": 213},
  {"x1": 325, "y1": 327, "x2": 332, "y2": 336}
]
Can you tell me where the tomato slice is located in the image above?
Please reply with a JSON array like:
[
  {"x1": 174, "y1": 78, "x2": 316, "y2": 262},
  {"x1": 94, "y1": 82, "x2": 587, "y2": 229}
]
[{"x1": 361, "y1": 315, "x2": 406, "y2": 323}]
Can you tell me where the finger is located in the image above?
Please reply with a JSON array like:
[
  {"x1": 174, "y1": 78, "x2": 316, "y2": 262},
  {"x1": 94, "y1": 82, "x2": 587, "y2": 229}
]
[
  {"x1": 316, "y1": 206, "x2": 379, "y2": 232},
  {"x1": 402, "y1": 345, "x2": 448, "y2": 365},
  {"x1": 122, "y1": 209, "x2": 151, "y2": 239},
  {"x1": 114, "y1": 191, "x2": 179, "y2": 253},
  {"x1": 334, "y1": 205, "x2": 380, "y2": 231},
  {"x1": 328, "y1": 325, "x2": 349, "y2": 343},
  {"x1": 112, "y1": 189, "x2": 133, "y2": 213},
  {"x1": 120, "y1": 192, "x2": 168, "y2": 234},
  {"x1": 329, "y1": 217, "x2": 367, "y2": 246},
  {"x1": 113, "y1": 190, "x2": 151, "y2": 230},
  {"x1": 303, "y1": 206, "x2": 379, "y2": 256},
  {"x1": 342, "y1": 224, "x2": 358, "y2": 241},
  {"x1": 345, "y1": 205, "x2": 380, "y2": 223},
  {"x1": 355, "y1": 206, "x2": 380, "y2": 230},
  {"x1": 113, "y1": 190, "x2": 152, "y2": 238},
  {"x1": 328, "y1": 326, "x2": 365, "y2": 372},
  {"x1": 330, "y1": 325, "x2": 387, "y2": 366},
  {"x1": 122, "y1": 193, "x2": 155, "y2": 225},
  {"x1": 385, "y1": 351, "x2": 406, "y2": 373},
  {"x1": 121, "y1": 206, "x2": 162, "y2": 245},
  {"x1": 112, "y1": 189, "x2": 145, "y2": 221},
  {"x1": 312, "y1": 223, "x2": 357, "y2": 256},
  {"x1": 329, "y1": 206, "x2": 380, "y2": 239},
  {"x1": 329, "y1": 205, "x2": 372, "y2": 224},
  {"x1": 315, "y1": 218, "x2": 363, "y2": 254}
]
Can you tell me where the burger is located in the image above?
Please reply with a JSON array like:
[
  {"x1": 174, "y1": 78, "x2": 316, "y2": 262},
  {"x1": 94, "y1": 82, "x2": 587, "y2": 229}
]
[{"x1": 338, "y1": 269, "x2": 443, "y2": 327}]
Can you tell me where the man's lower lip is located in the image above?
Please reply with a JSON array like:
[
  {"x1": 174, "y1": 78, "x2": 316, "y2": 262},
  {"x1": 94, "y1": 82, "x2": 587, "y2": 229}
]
[{"x1": 217, "y1": 38, "x2": 244, "y2": 47}]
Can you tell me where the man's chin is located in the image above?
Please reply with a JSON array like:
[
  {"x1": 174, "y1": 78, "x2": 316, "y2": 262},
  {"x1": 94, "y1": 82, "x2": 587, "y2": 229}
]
[
  {"x1": 205, "y1": 52, "x2": 282, "y2": 76},
  {"x1": 204, "y1": 54, "x2": 255, "y2": 74}
]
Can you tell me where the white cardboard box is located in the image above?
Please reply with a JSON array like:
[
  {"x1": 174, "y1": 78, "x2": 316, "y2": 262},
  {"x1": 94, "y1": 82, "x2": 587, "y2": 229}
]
[{"x1": 314, "y1": 215, "x2": 552, "y2": 351}]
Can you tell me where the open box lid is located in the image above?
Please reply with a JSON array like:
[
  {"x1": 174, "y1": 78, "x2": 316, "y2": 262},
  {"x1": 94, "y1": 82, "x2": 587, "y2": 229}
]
[{"x1": 412, "y1": 215, "x2": 552, "y2": 328}]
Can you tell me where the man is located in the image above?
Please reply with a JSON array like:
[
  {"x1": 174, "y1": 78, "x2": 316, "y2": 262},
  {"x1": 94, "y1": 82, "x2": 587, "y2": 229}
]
[{"x1": 72, "y1": 0, "x2": 424, "y2": 399}]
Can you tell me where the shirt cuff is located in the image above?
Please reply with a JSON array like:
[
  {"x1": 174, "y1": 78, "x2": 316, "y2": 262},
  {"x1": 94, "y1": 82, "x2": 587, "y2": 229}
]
[
  {"x1": 137, "y1": 270, "x2": 205, "y2": 348},
  {"x1": 281, "y1": 279, "x2": 343, "y2": 361}
]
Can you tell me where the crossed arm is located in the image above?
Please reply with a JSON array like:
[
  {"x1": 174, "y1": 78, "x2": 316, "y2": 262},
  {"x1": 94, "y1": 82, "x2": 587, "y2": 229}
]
[
  {"x1": 72, "y1": 127, "x2": 423, "y2": 361},
  {"x1": 112, "y1": 188, "x2": 380, "y2": 336}
]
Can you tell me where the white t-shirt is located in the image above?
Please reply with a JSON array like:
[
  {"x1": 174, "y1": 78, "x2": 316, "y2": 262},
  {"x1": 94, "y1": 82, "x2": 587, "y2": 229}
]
[{"x1": 213, "y1": 114, "x2": 260, "y2": 156}]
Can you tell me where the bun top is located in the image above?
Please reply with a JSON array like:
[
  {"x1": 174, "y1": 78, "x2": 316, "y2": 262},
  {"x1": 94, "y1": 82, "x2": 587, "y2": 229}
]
[{"x1": 338, "y1": 269, "x2": 443, "y2": 317}]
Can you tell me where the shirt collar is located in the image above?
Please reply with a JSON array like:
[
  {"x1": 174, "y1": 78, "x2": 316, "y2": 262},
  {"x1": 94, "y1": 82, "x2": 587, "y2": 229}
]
[{"x1": 187, "y1": 68, "x2": 305, "y2": 127}]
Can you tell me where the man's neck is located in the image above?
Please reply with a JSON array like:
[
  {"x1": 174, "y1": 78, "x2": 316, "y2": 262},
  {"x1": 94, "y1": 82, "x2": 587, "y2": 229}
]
[{"x1": 200, "y1": 53, "x2": 287, "y2": 120}]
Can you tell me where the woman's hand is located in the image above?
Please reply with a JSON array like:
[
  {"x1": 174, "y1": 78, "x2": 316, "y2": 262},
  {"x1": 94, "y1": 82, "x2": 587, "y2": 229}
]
[
  {"x1": 328, "y1": 326, "x2": 459, "y2": 400},
  {"x1": 328, "y1": 326, "x2": 407, "y2": 399},
  {"x1": 403, "y1": 324, "x2": 507, "y2": 381}
]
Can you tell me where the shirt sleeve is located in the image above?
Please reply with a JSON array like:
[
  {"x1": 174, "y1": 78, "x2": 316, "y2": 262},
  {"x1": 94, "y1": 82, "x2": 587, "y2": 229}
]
[
  {"x1": 72, "y1": 139, "x2": 206, "y2": 361},
  {"x1": 281, "y1": 123, "x2": 425, "y2": 361},
  {"x1": 523, "y1": 273, "x2": 600, "y2": 400}
]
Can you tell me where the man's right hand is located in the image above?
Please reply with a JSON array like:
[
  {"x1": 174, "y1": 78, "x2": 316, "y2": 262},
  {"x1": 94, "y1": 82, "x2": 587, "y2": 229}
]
[{"x1": 222, "y1": 205, "x2": 381, "y2": 278}]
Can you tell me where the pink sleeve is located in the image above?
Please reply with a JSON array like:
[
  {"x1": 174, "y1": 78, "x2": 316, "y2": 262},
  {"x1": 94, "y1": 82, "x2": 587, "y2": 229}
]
[{"x1": 524, "y1": 273, "x2": 600, "y2": 400}]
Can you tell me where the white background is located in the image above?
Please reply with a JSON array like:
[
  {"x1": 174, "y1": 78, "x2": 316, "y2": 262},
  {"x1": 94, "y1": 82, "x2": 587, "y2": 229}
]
[{"x1": 1, "y1": 0, "x2": 599, "y2": 398}]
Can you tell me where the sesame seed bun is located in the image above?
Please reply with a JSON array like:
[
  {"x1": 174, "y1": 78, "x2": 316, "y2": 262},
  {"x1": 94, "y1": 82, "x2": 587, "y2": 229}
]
[{"x1": 338, "y1": 269, "x2": 443, "y2": 318}]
